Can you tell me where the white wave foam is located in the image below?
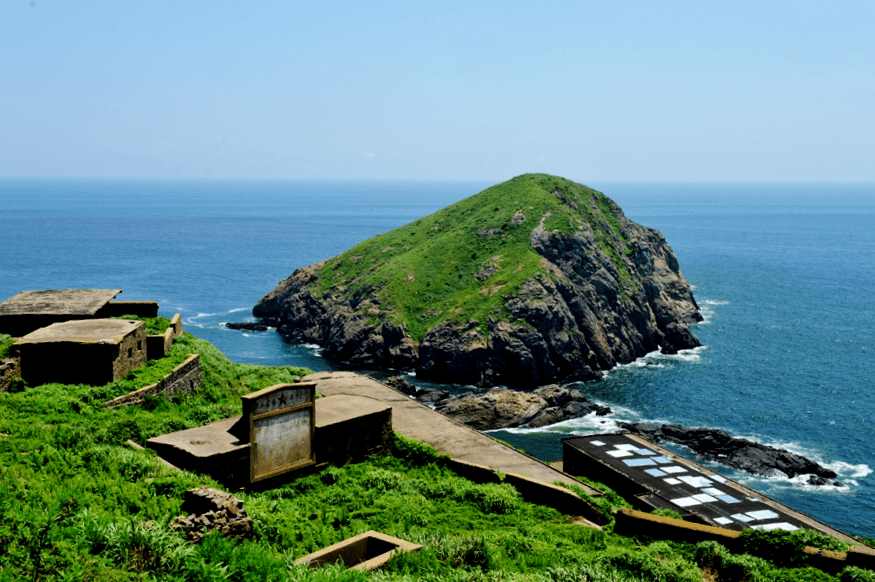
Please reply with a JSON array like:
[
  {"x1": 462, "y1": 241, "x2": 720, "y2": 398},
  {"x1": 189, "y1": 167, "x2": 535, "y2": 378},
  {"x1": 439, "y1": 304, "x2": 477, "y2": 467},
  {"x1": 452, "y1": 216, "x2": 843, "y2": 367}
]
[
  {"x1": 701, "y1": 299, "x2": 730, "y2": 306},
  {"x1": 696, "y1": 299, "x2": 728, "y2": 325},
  {"x1": 228, "y1": 307, "x2": 248, "y2": 313},
  {"x1": 604, "y1": 346, "x2": 706, "y2": 376},
  {"x1": 302, "y1": 343, "x2": 321, "y2": 350}
]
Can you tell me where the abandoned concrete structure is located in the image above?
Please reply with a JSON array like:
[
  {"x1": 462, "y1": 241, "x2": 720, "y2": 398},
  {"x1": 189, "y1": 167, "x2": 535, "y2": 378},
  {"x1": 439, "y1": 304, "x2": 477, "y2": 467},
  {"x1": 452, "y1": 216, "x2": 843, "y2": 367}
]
[
  {"x1": 16, "y1": 319, "x2": 147, "y2": 386},
  {"x1": 0, "y1": 289, "x2": 184, "y2": 391},
  {"x1": 146, "y1": 383, "x2": 393, "y2": 487},
  {"x1": 0, "y1": 289, "x2": 158, "y2": 337}
]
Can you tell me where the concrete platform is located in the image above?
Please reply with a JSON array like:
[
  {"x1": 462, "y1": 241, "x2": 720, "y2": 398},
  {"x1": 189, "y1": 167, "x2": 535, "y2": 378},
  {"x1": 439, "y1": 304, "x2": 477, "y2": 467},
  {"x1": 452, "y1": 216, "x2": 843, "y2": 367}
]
[
  {"x1": 146, "y1": 416, "x2": 250, "y2": 483},
  {"x1": 299, "y1": 371, "x2": 600, "y2": 496},
  {"x1": 146, "y1": 393, "x2": 394, "y2": 484},
  {"x1": 564, "y1": 433, "x2": 859, "y2": 544}
]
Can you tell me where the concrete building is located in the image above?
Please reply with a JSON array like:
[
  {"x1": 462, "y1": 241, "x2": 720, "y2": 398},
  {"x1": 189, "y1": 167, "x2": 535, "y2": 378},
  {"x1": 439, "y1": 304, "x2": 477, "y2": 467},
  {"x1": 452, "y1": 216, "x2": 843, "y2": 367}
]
[
  {"x1": 0, "y1": 289, "x2": 158, "y2": 338},
  {"x1": 16, "y1": 319, "x2": 147, "y2": 386}
]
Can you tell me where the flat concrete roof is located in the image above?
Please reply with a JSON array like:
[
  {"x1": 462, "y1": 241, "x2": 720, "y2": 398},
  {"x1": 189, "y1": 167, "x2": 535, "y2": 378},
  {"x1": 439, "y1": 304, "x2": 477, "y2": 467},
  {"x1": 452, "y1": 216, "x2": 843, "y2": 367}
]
[
  {"x1": 148, "y1": 417, "x2": 247, "y2": 461},
  {"x1": 315, "y1": 395, "x2": 391, "y2": 428},
  {"x1": 564, "y1": 433, "x2": 858, "y2": 543},
  {"x1": 0, "y1": 289, "x2": 122, "y2": 316},
  {"x1": 18, "y1": 319, "x2": 143, "y2": 345}
]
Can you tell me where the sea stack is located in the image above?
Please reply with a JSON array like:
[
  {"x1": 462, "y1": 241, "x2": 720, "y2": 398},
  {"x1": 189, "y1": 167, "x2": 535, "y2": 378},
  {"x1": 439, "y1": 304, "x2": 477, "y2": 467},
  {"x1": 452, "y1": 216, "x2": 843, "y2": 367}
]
[{"x1": 254, "y1": 174, "x2": 701, "y2": 387}]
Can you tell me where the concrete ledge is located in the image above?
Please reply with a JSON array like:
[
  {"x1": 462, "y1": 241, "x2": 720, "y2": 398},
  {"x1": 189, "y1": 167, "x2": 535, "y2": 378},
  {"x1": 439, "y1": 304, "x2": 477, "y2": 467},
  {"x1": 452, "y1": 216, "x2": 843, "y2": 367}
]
[
  {"x1": 295, "y1": 530, "x2": 421, "y2": 571},
  {"x1": 105, "y1": 354, "x2": 201, "y2": 408},
  {"x1": 802, "y1": 546, "x2": 849, "y2": 574},
  {"x1": 444, "y1": 458, "x2": 503, "y2": 485},
  {"x1": 614, "y1": 507, "x2": 740, "y2": 545}
]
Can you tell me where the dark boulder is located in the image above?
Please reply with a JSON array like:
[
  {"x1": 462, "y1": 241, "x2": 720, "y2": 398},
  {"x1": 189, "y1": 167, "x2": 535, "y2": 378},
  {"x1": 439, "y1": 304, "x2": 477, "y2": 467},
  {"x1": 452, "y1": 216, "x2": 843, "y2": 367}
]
[{"x1": 620, "y1": 422, "x2": 840, "y2": 486}]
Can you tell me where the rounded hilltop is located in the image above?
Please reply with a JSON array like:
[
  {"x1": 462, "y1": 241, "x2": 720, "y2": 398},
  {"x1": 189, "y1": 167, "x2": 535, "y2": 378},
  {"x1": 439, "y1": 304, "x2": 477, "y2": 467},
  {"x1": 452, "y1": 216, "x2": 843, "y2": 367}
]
[{"x1": 254, "y1": 174, "x2": 702, "y2": 387}]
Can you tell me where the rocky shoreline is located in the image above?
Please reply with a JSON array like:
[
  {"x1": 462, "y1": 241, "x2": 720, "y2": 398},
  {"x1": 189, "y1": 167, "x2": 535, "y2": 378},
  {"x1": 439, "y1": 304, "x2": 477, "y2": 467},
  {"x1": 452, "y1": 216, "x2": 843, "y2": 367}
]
[
  {"x1": 620, "y1": 422, "x2": 841, "y2": 487},
  {"x1": 382, "y1": 377, "x2": 842, "y2": 487}
]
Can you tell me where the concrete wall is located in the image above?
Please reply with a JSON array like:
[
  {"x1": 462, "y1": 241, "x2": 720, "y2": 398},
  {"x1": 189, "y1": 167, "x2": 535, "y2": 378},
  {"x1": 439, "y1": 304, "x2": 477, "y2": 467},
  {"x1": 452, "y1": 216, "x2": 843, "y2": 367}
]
[
  {"x1": 102, "y1": 301, "x2": 160, "y2": 318},
  {"x1": 146, "y1": 314, "x2": 183, "y2": 360},
  {"x1": 105, "y1": 354, "x2": 201, "y2": 408},
  {"x1": 314, "y1": 405, "x2": 392, "y2": 467}
]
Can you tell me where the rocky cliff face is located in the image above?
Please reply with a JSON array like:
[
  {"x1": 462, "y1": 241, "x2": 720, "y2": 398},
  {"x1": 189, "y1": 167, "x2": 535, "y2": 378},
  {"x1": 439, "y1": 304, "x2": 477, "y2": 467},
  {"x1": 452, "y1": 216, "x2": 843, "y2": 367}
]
[{"x1": 253, "y1": 175, "x2": 701, "y2": 387}]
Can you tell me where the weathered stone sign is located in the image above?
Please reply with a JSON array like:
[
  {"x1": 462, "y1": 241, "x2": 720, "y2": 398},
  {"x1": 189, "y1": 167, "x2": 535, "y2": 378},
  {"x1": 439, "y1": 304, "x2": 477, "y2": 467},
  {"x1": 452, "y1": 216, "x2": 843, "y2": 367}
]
[{"x1": 238, "y1": 382, "x2": 316, "y2": 483}]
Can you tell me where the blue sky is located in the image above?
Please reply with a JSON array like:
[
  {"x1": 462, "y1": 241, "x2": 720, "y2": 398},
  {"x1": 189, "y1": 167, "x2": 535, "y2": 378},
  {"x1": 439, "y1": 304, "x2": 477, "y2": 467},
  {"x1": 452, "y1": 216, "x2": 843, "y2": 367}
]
[{"x1": 2, "y1": 1, "x2": 873, "y2": 182}]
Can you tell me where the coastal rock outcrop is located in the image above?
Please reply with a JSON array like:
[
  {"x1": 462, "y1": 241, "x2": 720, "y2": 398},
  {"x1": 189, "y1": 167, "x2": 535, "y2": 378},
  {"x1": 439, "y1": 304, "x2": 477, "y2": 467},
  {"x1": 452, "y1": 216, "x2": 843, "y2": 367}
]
[
  {"x1": 386, "y1": 380, "x2": 612, "y2": 431},
  {"x1": 253, "y1": 174, "x2": 701, "y2": 387},
  {"x1": 621, "y1": 422, "x2": 841, "y2": 486}
]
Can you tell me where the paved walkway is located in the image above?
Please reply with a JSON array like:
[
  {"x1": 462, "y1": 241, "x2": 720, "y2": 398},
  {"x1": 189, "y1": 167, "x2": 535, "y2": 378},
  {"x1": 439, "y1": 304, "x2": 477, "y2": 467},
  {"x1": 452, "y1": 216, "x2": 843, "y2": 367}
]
[{"x1": 299, "y1": 371, "x2": 599, "y2": 496}]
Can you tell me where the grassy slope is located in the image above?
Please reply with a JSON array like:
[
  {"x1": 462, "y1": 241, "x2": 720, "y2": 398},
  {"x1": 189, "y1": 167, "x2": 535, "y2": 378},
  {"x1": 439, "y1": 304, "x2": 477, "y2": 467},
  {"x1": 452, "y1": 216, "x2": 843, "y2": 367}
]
[
  {"x1": 0, "y1": 332, "x2": 870, "y2": 581},
  {"x1": 312, "y1": 174, "x2": 635, "y2": 340}
]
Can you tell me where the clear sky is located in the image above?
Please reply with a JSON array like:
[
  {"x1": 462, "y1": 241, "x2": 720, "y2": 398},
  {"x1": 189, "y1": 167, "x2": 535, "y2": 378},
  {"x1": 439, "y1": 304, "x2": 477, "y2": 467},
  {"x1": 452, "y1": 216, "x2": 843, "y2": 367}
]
[{"x1": 2, "y1": 1, "x2": 873, "y2": 182}]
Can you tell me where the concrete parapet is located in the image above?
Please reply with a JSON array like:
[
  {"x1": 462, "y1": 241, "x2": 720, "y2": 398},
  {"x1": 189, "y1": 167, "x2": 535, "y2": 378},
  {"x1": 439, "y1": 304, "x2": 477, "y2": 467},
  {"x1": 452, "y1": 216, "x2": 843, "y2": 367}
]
[
  {"x1": 614, "y1": 507, "x2": 740, "y2": 545},
  {"x1": 444, "y1": 458, "x2": 503, "y2": 485},
  {"x1": 848, "y1": 544, "x2": 875, "y2": 571},
  {"x1": 105, "y1": 354, "x2": 201, "y2": 408},
  {"x1": 504, "y1": 472, "x2": 609, "y2": 526},
  {"x1": 170, "y1": 313, "x2": 183, "y2": 337}
]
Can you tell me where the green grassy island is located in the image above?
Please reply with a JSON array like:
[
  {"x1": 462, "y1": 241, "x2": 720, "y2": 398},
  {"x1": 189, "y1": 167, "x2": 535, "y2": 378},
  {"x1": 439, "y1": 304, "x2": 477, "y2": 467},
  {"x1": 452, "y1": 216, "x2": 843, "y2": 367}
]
[
  {"x1": 254, "y1": 174, "x2": 702, "y2": 386},
  {"x1": 1, "y1": 327, "x2": 872, "y2": 581}
]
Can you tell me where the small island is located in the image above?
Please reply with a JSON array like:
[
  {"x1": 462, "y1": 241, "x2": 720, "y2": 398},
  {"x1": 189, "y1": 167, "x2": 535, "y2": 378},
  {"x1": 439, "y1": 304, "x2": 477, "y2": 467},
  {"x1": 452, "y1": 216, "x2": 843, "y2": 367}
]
[{"x1": 253, "y1": 174, "x2": 702, "y2": 387}]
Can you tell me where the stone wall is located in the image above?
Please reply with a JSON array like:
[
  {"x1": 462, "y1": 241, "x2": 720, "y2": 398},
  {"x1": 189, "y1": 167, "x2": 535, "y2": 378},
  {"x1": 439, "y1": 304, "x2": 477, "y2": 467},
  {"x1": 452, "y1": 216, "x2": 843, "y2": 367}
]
[
  {"x1": 0, "y1": 357, "x2": 21, "y2": 392},
  {"x1": 112, "y1": 323, "x2": 148, "y2": 382},
  {"x1": 105, "y1": 354, "x2": 202, "y2": 408}
]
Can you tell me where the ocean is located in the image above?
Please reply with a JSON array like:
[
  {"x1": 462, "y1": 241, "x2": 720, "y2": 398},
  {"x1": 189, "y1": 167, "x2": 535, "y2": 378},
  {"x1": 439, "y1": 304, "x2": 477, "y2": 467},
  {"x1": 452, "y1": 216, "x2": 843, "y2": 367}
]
[{"x1": 1, "y1": 178, "x2": 872, "y2": 538}]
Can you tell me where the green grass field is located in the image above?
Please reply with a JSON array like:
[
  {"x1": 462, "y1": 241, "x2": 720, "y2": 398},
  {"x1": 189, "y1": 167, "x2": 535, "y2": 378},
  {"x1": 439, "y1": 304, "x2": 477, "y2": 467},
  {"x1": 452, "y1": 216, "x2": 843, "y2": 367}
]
[{"x1": 0, "y1": 330, "x2": 871, "y2": 581}]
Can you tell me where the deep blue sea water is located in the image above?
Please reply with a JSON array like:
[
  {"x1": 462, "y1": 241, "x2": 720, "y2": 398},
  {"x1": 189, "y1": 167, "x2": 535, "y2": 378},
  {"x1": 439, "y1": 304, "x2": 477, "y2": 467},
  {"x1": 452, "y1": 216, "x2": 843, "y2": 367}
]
[{"x1": 1, "y1": 178, "x2": 872, "y2": 538}]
